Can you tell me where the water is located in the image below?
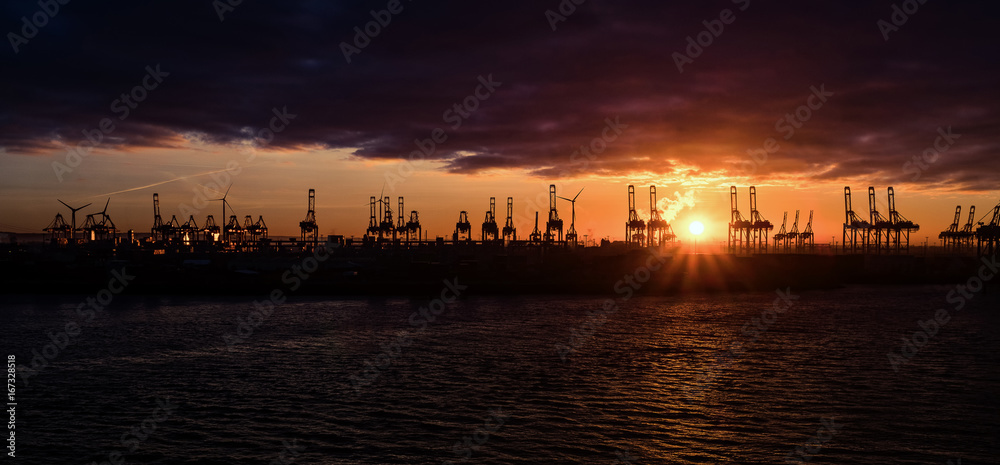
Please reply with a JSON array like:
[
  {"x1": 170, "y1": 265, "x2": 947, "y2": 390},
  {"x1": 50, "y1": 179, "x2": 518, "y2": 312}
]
[{"x1": 3, "y1": 286, "x2": 998, "y2": 464}]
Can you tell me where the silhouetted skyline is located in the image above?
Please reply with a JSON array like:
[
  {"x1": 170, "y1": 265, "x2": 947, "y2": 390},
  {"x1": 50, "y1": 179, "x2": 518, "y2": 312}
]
[{"x1": 2, "y1": 1, "x2": 998, "y2": 239}]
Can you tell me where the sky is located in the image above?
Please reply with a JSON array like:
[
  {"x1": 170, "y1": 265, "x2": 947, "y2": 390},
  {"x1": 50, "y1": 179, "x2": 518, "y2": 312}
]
[{"x1": 1, "y1": 0, "x2": 999, "y2": 243}]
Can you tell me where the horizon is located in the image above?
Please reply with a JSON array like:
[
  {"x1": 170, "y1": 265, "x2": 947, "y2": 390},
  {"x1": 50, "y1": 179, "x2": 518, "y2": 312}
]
[
  {"x1": 2, "y1": 1, "x2": 999, "y2": 242},
  {"x1": 3, "y1": 2, "x2": 1000, "y2": 464},
  {"x1": 2, "y1": 167, "x2": 998, "y2": 243}
]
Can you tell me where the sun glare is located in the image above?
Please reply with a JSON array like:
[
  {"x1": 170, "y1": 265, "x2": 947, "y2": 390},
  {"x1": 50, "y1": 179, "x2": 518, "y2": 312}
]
[{"x1": 689, "y1": 221, "x2": 705, "y2": 235}]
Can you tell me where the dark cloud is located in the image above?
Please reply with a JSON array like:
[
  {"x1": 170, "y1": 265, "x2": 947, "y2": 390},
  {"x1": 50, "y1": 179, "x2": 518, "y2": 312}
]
[{"x1": 2, "y1": 0, "x2": 999, "y2": 190}]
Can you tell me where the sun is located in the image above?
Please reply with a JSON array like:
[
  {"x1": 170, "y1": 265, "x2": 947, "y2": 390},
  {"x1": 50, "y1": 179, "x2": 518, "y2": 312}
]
[{"x1": 689, "y1": 221, "x2": 705, "y2": 235}]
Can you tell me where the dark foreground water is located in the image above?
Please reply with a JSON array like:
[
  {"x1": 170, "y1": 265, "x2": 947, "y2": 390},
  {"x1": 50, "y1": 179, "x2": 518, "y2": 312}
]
[{"x1": 3, "y1": 286, "x2": 999, "y2": 464}]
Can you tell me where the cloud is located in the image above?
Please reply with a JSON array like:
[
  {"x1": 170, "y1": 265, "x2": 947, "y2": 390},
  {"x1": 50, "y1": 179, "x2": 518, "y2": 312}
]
[{"x1": 2, "y1": 1, "x2": 999, "y2": 191}]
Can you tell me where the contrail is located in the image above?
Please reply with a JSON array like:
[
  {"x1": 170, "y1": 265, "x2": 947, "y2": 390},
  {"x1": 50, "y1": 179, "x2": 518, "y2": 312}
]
[{"x1": 91, "y1": 168, "x2": 232, "y2": 197}]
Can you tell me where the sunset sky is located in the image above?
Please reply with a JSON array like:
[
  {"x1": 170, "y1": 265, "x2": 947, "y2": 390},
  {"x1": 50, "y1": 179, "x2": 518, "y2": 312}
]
[{"x1": 2, "y1": 1, "x2": 998, "y2": 243}]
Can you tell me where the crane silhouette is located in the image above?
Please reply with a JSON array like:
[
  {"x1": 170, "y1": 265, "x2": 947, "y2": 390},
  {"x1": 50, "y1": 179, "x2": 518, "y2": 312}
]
[
  {"x1": 57, "y1": 199, "x2": 92, "y2": 241},
  {"x1": 209, "y1": 184, "x2": 234, "y2": 241},
  {"x1": 556, "y1": 187, "x2": 584, "y2": 245}
]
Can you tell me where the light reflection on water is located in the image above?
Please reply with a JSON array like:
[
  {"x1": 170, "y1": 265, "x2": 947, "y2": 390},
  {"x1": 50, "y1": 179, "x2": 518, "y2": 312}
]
[{"x1": 3, "y1": 286, "x2": 998, "y2": 464}]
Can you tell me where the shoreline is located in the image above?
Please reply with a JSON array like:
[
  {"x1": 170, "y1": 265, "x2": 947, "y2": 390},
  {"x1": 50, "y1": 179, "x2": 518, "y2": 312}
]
[{"x1": 2, "y1": 243, "x2": 994, "y2": 296}]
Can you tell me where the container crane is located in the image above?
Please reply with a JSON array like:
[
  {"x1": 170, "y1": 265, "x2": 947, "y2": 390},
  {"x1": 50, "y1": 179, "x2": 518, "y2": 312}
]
[
  {"x1": 749, "y1": 186, "x2": 773, "y2": 253},
  {"x1": 800, "y1": 210, "x2": 814, "y2": 250},
  {"x1": 787, "y1": 210, "x2": 800, "y2": 252},
  {"x1": 502, "y1": 197, "x2": 516, "y2": 242},
  {"x1": 728, "y1": 186, "x2": 752, "y2": 253},
  {"x1": 773, "y1": 212, "x2": 788, "y2": 250},
  {"x1": 975, "y1": 202, "x2": 1000, "y2": 257},
  {"x1": 453, "y1": 211, "x2": 471, "y2": 243},
  {"x1": 886, "y1": 187, "x2": 919, "y2": 252},
  {"x1": 626, "y1": 185, "x2": 646, "y2": 246},
  {"x1": 843, "y1": 187, "x2": 869, "y2": 253},
  {"x1": 544, "y1": 185, "x2": 563, "y2": 242},
  {"x1": 939, "y1": 206, "x2": 962, "y2": 249},
  {"x1": 958, "y1": 206, "x2": 976, "y2": 249},
  {"x1": 529, "y1": 211, "x2": 542, "y2": 243},
  {"x1": 482, "y1": 197, "x2": 500, "y2": 242},
  {"x1": 647, "y1": 186, "x2": 675, "y2": 247},
  {"x1": 557, "y1": 188, "x2": 584, "y2": 246},
  {"x1": 299, "y1": 189, "x2": 319, "y2": 244}
]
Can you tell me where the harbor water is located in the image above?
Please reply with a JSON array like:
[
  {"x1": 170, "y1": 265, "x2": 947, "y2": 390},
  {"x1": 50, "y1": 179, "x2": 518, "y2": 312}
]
[{"x1": 3, "y1": 285, "x2": 998, "y2": 464}]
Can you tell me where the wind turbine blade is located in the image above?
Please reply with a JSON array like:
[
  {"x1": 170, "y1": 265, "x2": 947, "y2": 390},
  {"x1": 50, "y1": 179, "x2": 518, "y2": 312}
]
[
  {"x1": 573, "y1": 187, "x2": 584, "y2": 201},
  {"x1": 80, "y1": 203, "x2": 92, "y2": 210},
  {"x1": 556, "y1": 196, "x2": 571, "y2": 201},
  {"x1": 102, "y1": 198, "x2": 111, "y2": 214},
  {"x1": 223, "y1": 183, "x2": 232, "y2": 199},
  {"x1": 58, "y1": 199, "x2": 71, "y2": 209}
]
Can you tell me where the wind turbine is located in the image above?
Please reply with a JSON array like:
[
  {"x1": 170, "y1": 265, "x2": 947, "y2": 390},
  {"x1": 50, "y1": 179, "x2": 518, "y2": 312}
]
[
  {"x1": 95, "y1": 198, "x2": 117, "y2": 232},
  {"x1": 58, "y1": 199, "x2": 92, "y2": 241},
  {"x1": 362, "y1": 184, "x2": 388, "y2": 209},
  {"x1": 209, "y1": 184, "x2": 234, "y2": 241},
  {"x1": 80, "y1": 198, "x2": 117, "y2": 241},
  {"x1": 364, "y1": 184, "x2": 392, "y2": 238},
  {"x1": 556, "y1": 187, "x2": 584, "y2": 245}
]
